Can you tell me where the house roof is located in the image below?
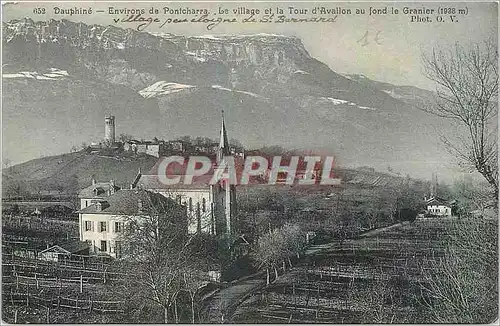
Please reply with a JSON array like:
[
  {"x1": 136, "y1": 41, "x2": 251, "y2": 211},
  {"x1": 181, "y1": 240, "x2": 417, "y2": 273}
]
[
  {"x1": 40, "y1": 241, "x2": 89, "y2": 255},
  {"x1": 79, "y1": 182, "x2": 120, "y2": 198},
  {"x1": 77, "y1": 189, "x2": 182, "y2": 215},
  {"x1": 136, "y1": 174, "x2": 214, "y2": 190},
  {"x1": 426, "y1": 196, "x2": 450, "y2": 206}
]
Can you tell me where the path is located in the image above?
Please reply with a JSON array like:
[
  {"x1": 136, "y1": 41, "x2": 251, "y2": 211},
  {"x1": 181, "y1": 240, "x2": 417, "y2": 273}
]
[
  {"x1": 202, "y1": 277, "x2": 266, "y2": 323},
  {"x1": 358, "y1": 222, "x2": 405, "y2": 238}
]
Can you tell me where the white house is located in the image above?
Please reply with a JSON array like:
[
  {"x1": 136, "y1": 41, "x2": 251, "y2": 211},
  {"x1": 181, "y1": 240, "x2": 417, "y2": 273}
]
[
  {"x1": 425, "y1": 196, "x2": 452, "y2": 217},
  {"x1": 77, "y1": 189, "x2": 186, "y2": 258}
]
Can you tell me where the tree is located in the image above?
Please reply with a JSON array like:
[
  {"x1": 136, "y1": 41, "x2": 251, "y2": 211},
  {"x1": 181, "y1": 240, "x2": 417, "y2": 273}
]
[
  {"x1": 451, "y1": 176, "x2": 494, "y2": 215},
  {"x1": 118, "y1": 133, "x2": 134, "y2": 143},
  {"x1": 251, "y1": 223, "x2": 305, "y2": 284},
  {"x1": 281, "y1": 223, "x2": 305, "y2": 262},
  {"x1": 182, "y1": 269, "x2": 207, "y2": 323},
  {"x1": 229, "y1": 138, "x2": 243, "y2": 149},
  {"x1": 178, "y1": 136, "x2": 192, "y2": 144},
  {"x1": 3, "y1": 157, "x2": 12, "y2": 169},
  {"x1": 252, "y1": 227, "x2": 288, "y2": 284},
  {"x1": 422, "y1": 40, "x2": 498, "y2": 201},
  {"x1": 115, "y1": 190, "x2": 197, "y2": 323},
  {"x1": 420, "y1": 218, "x2": 497, "y2": 323}
]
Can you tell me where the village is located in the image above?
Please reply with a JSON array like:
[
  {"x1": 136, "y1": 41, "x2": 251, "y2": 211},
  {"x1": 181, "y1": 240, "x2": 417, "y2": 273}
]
[
  {"x1": 2, "y1": 3, "x2": 498, "y2": 322},
  {"x1": 3, "y1": 113, "x2": 488, "y2": 324}
]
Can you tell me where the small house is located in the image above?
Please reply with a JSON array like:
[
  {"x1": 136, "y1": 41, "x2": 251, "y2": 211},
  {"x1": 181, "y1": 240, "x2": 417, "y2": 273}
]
[
  {"x1": 425, "y1": 196, "x2": 452, "y2": 217},
  {"x1": 39, "y1": 241, "x2": 90, "y2": 262}
]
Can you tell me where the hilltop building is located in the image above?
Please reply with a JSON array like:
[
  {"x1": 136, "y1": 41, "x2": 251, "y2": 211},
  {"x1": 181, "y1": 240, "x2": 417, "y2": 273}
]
[
  {"x1": 104, "y1": 115, "x2": 115, "y2": 144},
  {"x1": 77, "y1": 189, "x2": 186, "y2": 258},
  {"x1": 123, "y1": 138, "x2": 244, "y2": 158},
  {"x1": 89, "y1": 116, "x2": 119, "y2": 151},
  {"x1": 131, "y1": 112, "x2": 238, "y2": 237},
  {"x1": 123, "y1": 139, "x2": 170, "y2": 157}
]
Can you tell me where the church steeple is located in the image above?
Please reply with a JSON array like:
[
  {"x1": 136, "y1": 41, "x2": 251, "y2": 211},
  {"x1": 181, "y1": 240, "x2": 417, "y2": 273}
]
[
  {"x1": 213, "y1": 110, "x2": 237, "y2": 241},
  {"x1": 217, "y1": 110, "x2": 230, "y2": 163}
]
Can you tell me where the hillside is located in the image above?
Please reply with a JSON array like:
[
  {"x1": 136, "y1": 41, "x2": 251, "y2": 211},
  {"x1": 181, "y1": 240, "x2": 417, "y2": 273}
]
[
  {"x1": 2, "y1": 146, "x2": 415, "y2": 197},
  {"x1": 2, "y1": 18, "x2": 452, "y2": 179},
  {"x1": 2, "y1": 150, "x2": 157, "y2": 197},
  {"x1": 343, "y1": 74, "x2": 436, "y2": 109}
]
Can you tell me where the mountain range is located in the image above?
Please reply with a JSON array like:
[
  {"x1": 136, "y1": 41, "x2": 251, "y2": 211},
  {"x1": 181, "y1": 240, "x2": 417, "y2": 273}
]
[{"x1": 3, "y1": 18, "x2": 454, "y2": 183}]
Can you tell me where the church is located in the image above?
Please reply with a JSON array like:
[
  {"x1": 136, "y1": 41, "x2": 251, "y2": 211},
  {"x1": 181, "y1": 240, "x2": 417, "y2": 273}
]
[{"x1": 131, "y1": 113, "x2": 238, "y2": 237}]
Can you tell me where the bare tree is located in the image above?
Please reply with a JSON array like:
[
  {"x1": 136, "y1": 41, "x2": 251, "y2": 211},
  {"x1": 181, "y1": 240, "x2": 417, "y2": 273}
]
[
  {"x1": 251, "y1": 223, "x2": 306, "y2": 284},
  {"x1": 451, "y1": 177, "x2": 494, "y2": 214},
  {"x1": 182, "y1": 269, "x2": 207, "y2": 323},
  {"x1": 3, "y1": 157, "x2": 12, "y2": 169},
  {"x1": 115, "y1": 190, "x2": 194, "y2": 323},
  {"x1": 118, "y1": 133, "x2": 134, "y2": 143},
  {"x1": 419, "y1": 218, "x2": 497, "y2": 323},
  {"x1": 422, "y1": 40, "x2": 498, "y2": 200}
]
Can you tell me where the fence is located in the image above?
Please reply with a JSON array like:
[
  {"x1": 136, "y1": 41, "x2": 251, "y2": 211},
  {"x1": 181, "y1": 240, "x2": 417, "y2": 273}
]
[{"x1": 4, "y1": 290, "x2": 125, "y2": 314}]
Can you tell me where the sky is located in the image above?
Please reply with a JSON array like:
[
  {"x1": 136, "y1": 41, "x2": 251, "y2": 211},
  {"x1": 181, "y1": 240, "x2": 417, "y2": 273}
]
[{"x1": 2, "y1": 1, "x2": 497, "y2": 90}]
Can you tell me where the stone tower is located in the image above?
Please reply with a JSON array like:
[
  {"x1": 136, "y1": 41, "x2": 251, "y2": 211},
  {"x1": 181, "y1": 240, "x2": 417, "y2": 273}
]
[{"x1": 104, "y1": 115, "x2": 115, "y2": 144}]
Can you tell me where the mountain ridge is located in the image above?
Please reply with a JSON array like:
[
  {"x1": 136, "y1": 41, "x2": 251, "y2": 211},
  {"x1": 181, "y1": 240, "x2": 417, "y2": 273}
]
[{"x1": 3, "y1": 18, "x2": 452, "y2": 180}]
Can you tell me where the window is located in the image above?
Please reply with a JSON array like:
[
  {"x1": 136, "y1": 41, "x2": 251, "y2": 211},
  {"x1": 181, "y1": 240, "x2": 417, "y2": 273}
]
[
  {"x1": 202, "y1": 198, "x2": 206, "y2": 212},
  {"x1": 189, "y1": 198, "x2": 193, "y2": 211},
  {"x1": 114, "y1": 222, "x2": 123, "y2": 233},
  {"x1": 176, "y1": 195, "x2": 182, "y2": 205},
  {"x1": 115, "y1": 241, "x2": 122, "y2": 258},
  {"x1": 100, "y1": 240, "x2": 107, "y2": 252},
  {"x1": 99, "y1": 221, "x2": 107, "y2": 232},
  {"x1": 196, "y1": 202, "x2": 201, "y2": 218},
  {"x1": 84, "y1": 221, "x2": 92, "y2": 231}
]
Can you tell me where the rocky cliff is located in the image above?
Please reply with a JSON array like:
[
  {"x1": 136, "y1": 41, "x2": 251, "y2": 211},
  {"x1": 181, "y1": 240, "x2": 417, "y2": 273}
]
[{"x1": 3, "y1": 18, "x2": 449, "y2": 180}]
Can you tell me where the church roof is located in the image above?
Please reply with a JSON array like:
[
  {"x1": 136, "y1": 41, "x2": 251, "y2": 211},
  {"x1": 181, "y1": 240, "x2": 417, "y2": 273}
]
[
  {"x1": 77, "y1": 189, "x2": 182, "y2": 215},
  {"x1": 219, "y1": 111, "x2": 230, "y2": 155}
]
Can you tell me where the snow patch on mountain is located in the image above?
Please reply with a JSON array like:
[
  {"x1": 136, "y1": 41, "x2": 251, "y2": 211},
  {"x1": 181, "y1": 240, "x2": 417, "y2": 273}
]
[
  {"x1": 319, "y1": 97, "x2": 377, "y2": 111},
  {"x1": 325, "y1": 97, "x2": 350, "y2": 105},
  {"x1": 293, "y1": 70, "x2": 310, "y2": 75},
  {"x1": 211, "y1": 85, "x2": 266, "y2": 99},
  {"x1": 185, "y1": 51, "x2": 207, "y2": 62},
  {"x1": 211, "y1": 85, "x2": 232, "y2": 92},
  {"x1": 139, "y1": 81, "x2": 196, "y2": 98},
  {"x1": 2, "y1": 68, "x2": 69, "y2": 80}
]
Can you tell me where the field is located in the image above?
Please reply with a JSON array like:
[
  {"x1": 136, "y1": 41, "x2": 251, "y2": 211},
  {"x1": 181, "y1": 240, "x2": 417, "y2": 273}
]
[
  {"x1": 1, "y1": 213, "x2": 132, "y2": 323},
  {"x1": 2, "y1": 209, "x2": 496, "y2": 323},
  {"x1": 232, "y1": 218, "x2": 456, "y2": 323}
]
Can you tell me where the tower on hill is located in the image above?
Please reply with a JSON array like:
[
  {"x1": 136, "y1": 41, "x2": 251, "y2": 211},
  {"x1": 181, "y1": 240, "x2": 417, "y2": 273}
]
[{"x1": 104, "y1": 115, "x2": 115, "y2": 144}]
